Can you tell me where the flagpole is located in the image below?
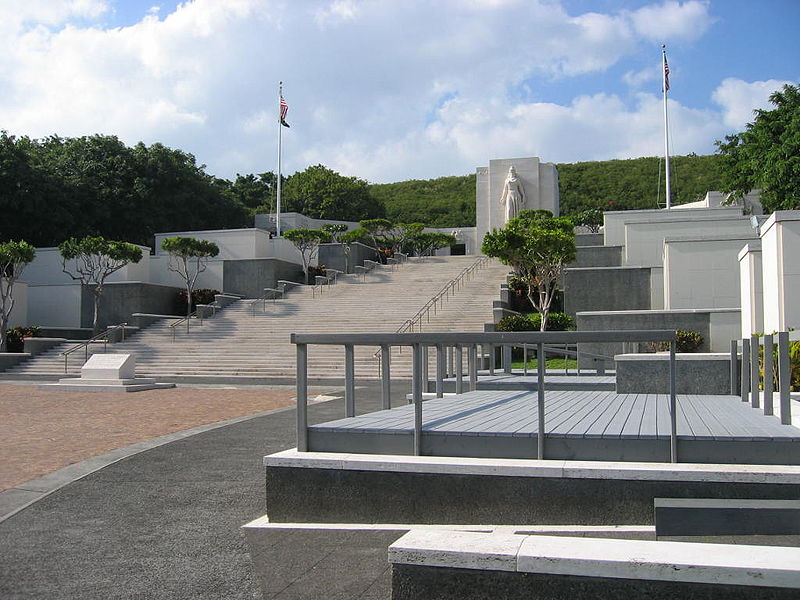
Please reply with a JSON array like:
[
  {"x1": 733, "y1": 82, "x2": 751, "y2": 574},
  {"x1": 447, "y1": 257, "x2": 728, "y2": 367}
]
[
  {"x1": 276, "y1": 81, "x2": 283, "y2": 236},
  {"x1": 662, "y1": 45, "x2": 671, "y2": 209}
]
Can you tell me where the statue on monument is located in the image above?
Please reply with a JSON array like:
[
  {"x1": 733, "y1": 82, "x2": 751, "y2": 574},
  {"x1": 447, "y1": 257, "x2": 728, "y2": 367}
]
[{"x1": 499, "y1": 165, "x2": 525, "y2": 222}]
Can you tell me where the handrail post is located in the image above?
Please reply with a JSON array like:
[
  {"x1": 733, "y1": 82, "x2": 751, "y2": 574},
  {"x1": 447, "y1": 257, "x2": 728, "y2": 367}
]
[
  {"x1": 537, "y1": 342, "x2": 545, "y2": 460},
  {"x1": 730, "y1": 340, "x2": 738, "y2": 395},
  {"x1": 669, "y1": 339, "x2": 678, "y2": 463},
  {"x1": 447, "y1": 346, "x2": 454, "y2": 378},
  {"x1": 488, "y1": 344, "x2": 495, "y2": 375},
  {"x1": 435, "y1": 344, "x2": 445, "y2": 398},
  {"x1": 345, "y1": 344, "x2": 355, "y2": 417},
  {"x1": 751, "y1": 334, "x2": 761, "y2": 408},
  {"x1": 296, "y1": 343, "x2": 308, "y2": 452},
  {"x1": 740, "y1": 338, "x2": 750, "y2": 403},
  {"x1": 778, "y1": 331, "x2": 791, "y2": 424},
  {"x1": 455, "y1": 345, "x2": 463, "y2": 394},
  {"x1": 412, "y1": 343, "x2": 423, "y2": 456},
  {"x1": 421, "y1": 345, "x2": 429, "y2": 392},
  {"x1": 381, "y1": 345, "x2": 391, "y2": 409},
  {"x1": 763, "y1": 334, "x2": 774, "y2": 415},
  {"x1": 523, "y1": 344, "x2": 528, "y2": 376},
  {"x1": 502, "y1": 345, "x2": 512, "y2": 374},
  {"x1": 468, "y1": 345, "x2": 477, "y2": 391}
]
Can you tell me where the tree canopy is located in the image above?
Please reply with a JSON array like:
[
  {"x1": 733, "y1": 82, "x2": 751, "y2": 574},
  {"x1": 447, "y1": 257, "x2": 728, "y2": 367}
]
[
  {"x1": 0, "y1": 240, "x2": 36, "y2": 352},
  {"x1": 160, "y1": 237, "x2": 220, "y2": 318},
  {"x1": 481, "y1": 212, "x2": 576, "y2": 331},
  {"x1": 283, "y1": 228, "x2": 332, "y2": 283},
  {"x1": 282, "y1": 164, "x2": 384, "y2": 221},
  {"x1": 716, "y1": 84, "x2": 800, "y2": 212}
]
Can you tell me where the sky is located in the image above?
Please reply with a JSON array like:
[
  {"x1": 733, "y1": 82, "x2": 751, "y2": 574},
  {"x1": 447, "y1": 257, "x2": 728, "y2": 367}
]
[{"x1": 1, "y1": 0, "x2": 798, "y2": 183}]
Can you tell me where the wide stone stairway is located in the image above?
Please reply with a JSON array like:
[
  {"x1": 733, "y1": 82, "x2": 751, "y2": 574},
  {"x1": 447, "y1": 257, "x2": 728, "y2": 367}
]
[{"x1": 5, "y1": 256, "x2": 510, "y2": 381}]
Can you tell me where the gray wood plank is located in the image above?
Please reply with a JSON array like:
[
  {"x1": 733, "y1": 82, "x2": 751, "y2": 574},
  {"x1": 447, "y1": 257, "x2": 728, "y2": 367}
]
[
  {"x1": 602, "y1": 393, "x2": 639, "y2": 437},
  {"x1": 620, "y1": 393, "x2": 647, "y2": 438}
]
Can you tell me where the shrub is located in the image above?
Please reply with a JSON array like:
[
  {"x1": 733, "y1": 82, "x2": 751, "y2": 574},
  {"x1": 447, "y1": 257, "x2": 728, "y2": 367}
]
[
  {"x1": 5, "y1": 326, "x2": 41, "y2": 352},
  {"x1": 308, "y1": 265, "x2": 327, "y2": 280},
  {"x1": 647, "y1": 330, "x2": 704, "y2": 353},
  {"x1": 175, "y1": 289, "x2": 219, "y2": 314},
  {"x1": 497, "y1": 312, "x2": 575, "y2": 332}
]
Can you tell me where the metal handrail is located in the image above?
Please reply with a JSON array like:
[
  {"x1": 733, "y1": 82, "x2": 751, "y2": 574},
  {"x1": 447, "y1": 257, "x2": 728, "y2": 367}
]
[
  {"x1": 169, "y1": 307, "x2": 207, "y2": 340},
  {"x1": 61, "y1": 323, "x2": 128, "y2": 373},
  {"x1": 252, "y1": 287, "x2": 284, "y2": 315}
]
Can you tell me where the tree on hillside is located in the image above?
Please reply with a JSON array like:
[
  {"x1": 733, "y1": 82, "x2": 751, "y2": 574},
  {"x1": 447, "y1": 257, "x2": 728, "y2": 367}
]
[
  {"x1": 0, "y1": 240, "x2": 36, "y2": 352},
  {"x1": 282, "y1": 164, "x2": 384, "y2": 221},
  {"x1": 59, "y1": 236, "x2": 144, "y2": 334},
  {"x1": 716, "y1": 84, "x2": 800, "y2": 212},
  {"x1": 160, "y1": 237, "x2": 220, "y2": 320},
  {"x1": 481, "y1": 212, "x2": 576, "y2": 331},
  {"x1": 283, "y1": 229, "x2": 332, "y2": 284}
]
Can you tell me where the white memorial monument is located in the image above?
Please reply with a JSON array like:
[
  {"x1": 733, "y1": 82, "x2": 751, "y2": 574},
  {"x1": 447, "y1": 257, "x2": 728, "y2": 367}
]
[
  {"x1": 475, "y1": 156, "x2": 559, "y2": 247},
  {"x1": 41, "y1": 353, "x2": 175, "y2": 392}
]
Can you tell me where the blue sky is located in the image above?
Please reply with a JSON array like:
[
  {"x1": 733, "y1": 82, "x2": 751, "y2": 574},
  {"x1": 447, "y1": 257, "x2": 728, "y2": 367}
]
[{"x1": 1, "y1": 0, "x2": 797, "y2": 183}]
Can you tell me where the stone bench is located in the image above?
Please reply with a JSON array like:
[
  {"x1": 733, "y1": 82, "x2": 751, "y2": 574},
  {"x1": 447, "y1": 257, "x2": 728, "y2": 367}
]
[
  {"x1": 615, "y1": 352, "x2": 734, "y2": 394},
  {"x1": 389, "y1": 530, "x2": 800, "y2": 599}
]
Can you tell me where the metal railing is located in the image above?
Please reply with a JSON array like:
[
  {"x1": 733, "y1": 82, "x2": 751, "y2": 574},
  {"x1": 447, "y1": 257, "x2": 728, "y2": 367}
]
[
  {"x1": 293, "y1": 329, "x2": 679, "y2": 462},
  {"x1": 61, "y1": 323, "x2": 128, "y2": 373},
  {"x1": 735, "y1": 331, "x2": 795, "y2": 425},
  {"x1": 169, "y1": 302, "x2": 220, "y2": 340}
]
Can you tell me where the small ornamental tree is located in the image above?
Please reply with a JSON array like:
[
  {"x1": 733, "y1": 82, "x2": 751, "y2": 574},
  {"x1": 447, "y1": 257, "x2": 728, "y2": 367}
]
[
  {"x1": 0, "y1": 240, "x2": 36, "y2": 352},
  {"x1": 283, "y1": 229, "x2": 332, "y2": 284},
  {"x1": 572, "y1": 208, "x2": 603, "y2": 233},
  {"x1": 409, "y1": 232, "x2": 456, "y2": 257},
  {"x1": 59, "y1": 236, "x2": 143, "y2": 334},
  {"x1": 481, "y1": 213, "x2": 576, "y2": 331},
  {"x1": 321, "y1": 222, "x2": 348, "y2": 243},
  {"x1": 160, "y1": 237, "x2": 220, "y2": 318}
]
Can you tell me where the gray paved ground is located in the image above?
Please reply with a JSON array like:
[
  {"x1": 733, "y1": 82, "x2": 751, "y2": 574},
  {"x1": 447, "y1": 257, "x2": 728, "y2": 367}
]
[{"x1": 0, "y1": 381, "x2": 401, "y2": 600}]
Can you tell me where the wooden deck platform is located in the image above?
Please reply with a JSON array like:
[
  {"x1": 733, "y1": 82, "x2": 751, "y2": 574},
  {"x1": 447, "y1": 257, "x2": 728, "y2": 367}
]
[{"x1": 308, "y1": 390, "x2": 800, "y2": 464}]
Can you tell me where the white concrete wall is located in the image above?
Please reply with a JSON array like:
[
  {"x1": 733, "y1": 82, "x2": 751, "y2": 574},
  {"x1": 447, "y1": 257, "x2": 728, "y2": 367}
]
[
  {"x1": 148, "y1": 256, "x2": 225, "y2": 291},
  {"x1": 738, "y1": 242, "x2": 763, "y2": 337},
  {"x1": 624, "y1": 217, "x2": 753, "y2": 268},
  {"x1": 603, "y1": 206, "x2": 743, "y2": 247},
  {"x1": 761, "y1": 211, "x2": 800, "y2": 332},
  {"x1": 663, "y1": 236, "x2": 755, "y2": 310},
  {"x1": 154, "y1": 229, "x2": 264, "y2": 260},
  {"x1": 4, "y1": 279, "x2": 28, "y2": 328},
  {"x1": 649, "y1": 266, "x2": 664, "y2": 310},
  {"x1": 27, "y1": 284, "x2": 82, "y2": 327},
  {"x1": 25, "y1": 246, "x2": 151, "y2": 286}
]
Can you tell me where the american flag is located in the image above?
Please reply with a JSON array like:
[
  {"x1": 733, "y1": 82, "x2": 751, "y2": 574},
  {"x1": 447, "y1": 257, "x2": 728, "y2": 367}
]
[
  {"x1": 280, "y1": 95, "x2": 290, "y2": 128},
  {"x1": 663, "y1": 55, "x2": 670, "y2": 91}
]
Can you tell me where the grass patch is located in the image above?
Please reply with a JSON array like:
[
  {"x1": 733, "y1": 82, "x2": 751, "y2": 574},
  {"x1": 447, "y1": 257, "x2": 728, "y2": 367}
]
[{"x1": 512, "y1": 357, "x2": 578, "y2": 370}]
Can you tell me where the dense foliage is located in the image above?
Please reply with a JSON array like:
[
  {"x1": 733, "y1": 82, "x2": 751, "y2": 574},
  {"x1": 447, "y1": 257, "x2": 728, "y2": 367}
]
[
  {"x1": 370, "y1": 154, "x2": 723, "y2": 226},
  {"x1": 496, "y1": 312, "x2": 575, "y2": 332},
  {"x1": 281, "y1": 164, "x2": 384, "y2": 221},
  {"x1": 716, "y1": 84, "x2": 800, "y2": 212},
  {"x1": 0, "y1": 240, "x2": 36, "y2": 352}
]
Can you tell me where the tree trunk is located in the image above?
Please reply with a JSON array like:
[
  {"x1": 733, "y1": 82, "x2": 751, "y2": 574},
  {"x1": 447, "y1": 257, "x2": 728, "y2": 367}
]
[
  {"x1": 0, "y1": 313, "x2": 8, "y2": 352},
  {"x1": 92, "y1": 289, "x2": 102, "y2": 335}
]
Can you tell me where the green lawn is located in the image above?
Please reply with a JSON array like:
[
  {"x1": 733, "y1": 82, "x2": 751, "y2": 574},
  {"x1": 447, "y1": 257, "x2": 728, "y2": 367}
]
[{"x1": 512, "y1": 357, "x2": 578, "y2": 370}]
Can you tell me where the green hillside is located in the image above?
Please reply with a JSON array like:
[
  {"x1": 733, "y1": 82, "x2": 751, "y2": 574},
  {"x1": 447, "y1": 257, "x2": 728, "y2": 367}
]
[{"x1": 371, "y1": 154, "x2": 723, "y2": 227}]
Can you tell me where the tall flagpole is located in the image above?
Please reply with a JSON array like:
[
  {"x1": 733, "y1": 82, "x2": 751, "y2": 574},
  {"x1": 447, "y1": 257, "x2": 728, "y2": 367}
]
[
  {"x1": 276, "y1": 81, "x2": 283, "y2": 236},
  {"x1": 662, "y1": 45, "x2": 671, "y2": 209}
]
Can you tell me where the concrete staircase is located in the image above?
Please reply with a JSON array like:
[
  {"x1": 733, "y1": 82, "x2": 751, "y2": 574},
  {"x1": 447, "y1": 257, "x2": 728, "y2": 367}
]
[{"x1": 4, "y1": 256, "x2": 510, "y2": 381}]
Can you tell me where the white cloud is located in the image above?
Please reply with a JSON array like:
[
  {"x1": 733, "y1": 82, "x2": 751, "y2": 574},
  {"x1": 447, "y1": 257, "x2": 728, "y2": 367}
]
[
  {"x1": 711, "y1": 78, "x2": 793, "y2": 130},
  {"x1": 0, "y1": 0, "x2": 787, "y2": 184},
  {"x1": 629, "y1": 0, "x2": 714, "y2": 42}
]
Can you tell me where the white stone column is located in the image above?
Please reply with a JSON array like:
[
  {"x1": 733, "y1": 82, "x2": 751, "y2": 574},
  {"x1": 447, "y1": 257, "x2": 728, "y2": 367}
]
[{"x1": 738, "y1": 241, "x2": 762, "y2": 337}]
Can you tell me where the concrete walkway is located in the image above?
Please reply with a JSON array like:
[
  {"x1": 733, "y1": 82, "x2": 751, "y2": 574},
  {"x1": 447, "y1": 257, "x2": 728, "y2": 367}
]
[{"x1": 0, "y1": 381, "x2": 396, "y2": 600}]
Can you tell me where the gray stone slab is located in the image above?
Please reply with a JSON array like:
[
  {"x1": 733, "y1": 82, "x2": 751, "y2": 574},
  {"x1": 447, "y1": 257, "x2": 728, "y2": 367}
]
[{"x1": 655, "y1": 498, "x2": 800, "y2": 537}]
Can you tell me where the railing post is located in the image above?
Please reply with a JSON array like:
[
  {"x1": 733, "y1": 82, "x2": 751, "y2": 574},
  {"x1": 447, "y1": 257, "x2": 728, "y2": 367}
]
[
  {"x1": 778, "y1": 331, "x2": 791, "y2": 425},
  {"x1": 730, "y1": 339, "x2": 738, "y2": 395},
  {"x1": 488, "y1": 344, "x2": 495, "y2": 375},
  {"x1": 455, "y1": 345, "x2": 464, "y2": 394},
  {"x1": 740, "y1": 338, "x2": 750, "y2": 403},
  {"x1": 447, "y1": 346, "x2": 454, "y2": 378},
  {"x1": 435, "y1": 344, "x2": 445, "y2": 398},
  {"x1": 669, "y1": 339, "x2": 678, "y2": 463},
  {"x1": 523, "y1": 344, "x2": 528, "y2": 376},
  {"x1": 345, "y1": 344, "x2": 355, "y2": 417},
  {"x1": 763, "y1": 334, "x2": 774, "y2": 416},
  {"x1": 750, "y1": 334, "x2": 761, "y2": 409},
  {"x1": 421, "y1": 345, "x2": 429, "y2": 393},
  {"x1": 381, "y1": 345, "x2": 391, "y2": 410},
  {"x1": 412, "y1": 343, "x2": 423, "y2": 456},
  {"x1": 296, "y1": 343, "x2": 308, "y2": 452},
  {"x1": 468, "y1": 345, "x2": 477, "y2": 391},
  {"x1": 537, "y1": 342, "x2": 545, "y2": 460},
  {"x1": 502, "y1": 345, "x2": 512, "y2": 374}
]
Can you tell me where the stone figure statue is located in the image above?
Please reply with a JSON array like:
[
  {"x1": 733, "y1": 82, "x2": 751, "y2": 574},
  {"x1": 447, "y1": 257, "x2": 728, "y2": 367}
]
[{"x1": 499, "y1": 166, "x2": 525, "y2": 222}]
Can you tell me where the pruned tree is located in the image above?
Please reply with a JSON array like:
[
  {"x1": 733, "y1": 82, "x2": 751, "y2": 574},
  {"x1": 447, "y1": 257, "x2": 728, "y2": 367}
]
[
  {"x1": 481, "y1": 213, "x2": 576, "y2": 331},
  {"x1": 0, "y1": 240, "x2": 36, "y2": 352},
  {"x1": 160, "y1": 237, "x2": 220, "y2": 318},
  {"x1": 408, "y1": 232, "x2": 456, "y2": 257},
  {"x1": 59, "y1": 236, "x2": 143, "y2": 334},
  {"x1": 572, "y1": 208, "x2": 603, "y2": 233},
  {"x1": 321, "y1": 222, "x2": 348, "y2": 242},
  {"x1": 283, "y1": 228, "x2": 332, "y2": 284}
]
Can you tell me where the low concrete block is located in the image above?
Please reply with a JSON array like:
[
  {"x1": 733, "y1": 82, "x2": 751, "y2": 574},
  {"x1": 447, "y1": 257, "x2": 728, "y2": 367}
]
[
  {"x1": 655, "y1": 498, "x2": 800, "y2": 537},
  {"x1": 616, "y1": 353, "x2": 734, "y2": 394},
  {"x1": 0, "y1": 353, "x2": 30, "y2": 371}
]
